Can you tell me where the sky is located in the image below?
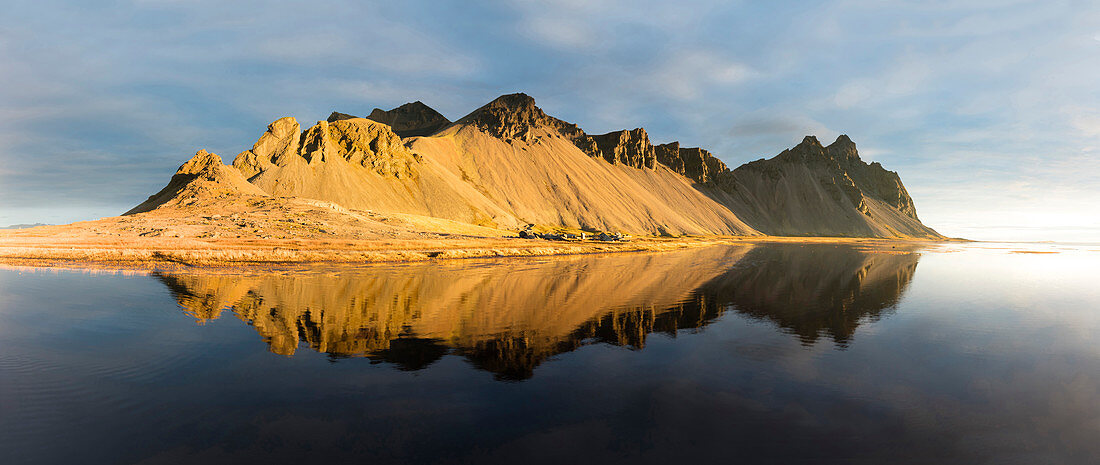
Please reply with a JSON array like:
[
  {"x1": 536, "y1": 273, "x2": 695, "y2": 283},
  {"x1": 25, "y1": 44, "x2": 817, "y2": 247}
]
[{"x1": 1, "y1": 0, "x2": 1098, "y2": 241}]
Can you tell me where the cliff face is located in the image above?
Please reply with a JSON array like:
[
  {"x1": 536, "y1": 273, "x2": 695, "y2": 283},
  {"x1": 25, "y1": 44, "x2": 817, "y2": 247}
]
[
  {"x1": 825, "y1": 135, "x2": 918, "y2": 220},
  {"x1": 655, "y1": 143, "x2": 729, "y2": 184},
  {"x1": 583, "y1": 128, "x2": 657, "y2": 169}
]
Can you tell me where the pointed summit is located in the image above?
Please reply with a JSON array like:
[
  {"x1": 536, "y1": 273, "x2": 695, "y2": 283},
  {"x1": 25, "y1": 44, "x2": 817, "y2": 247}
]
[
  {"x1": 725, "y1": 134, "x2": 935, "y2": 236},
  {"x1": 826, "y1": 134, "x2": 861, "y2": 166},
  {"x1": 176, "y1": 149, "x2": 224, "y2": 176},
  {"x1": 456, "y1": 93, "x2": 558, "y2": 142},
  {"x1": 460, "y1": 93, "x2": 540, "y2": 117},
  {"x1": 799, "y1": 135, "x2": 823, "y2": 148},
  {"x1": 831, "y1": 134, "x2": 854, "y2": 147},
  {"x1": 774, "y1": 135, "x2": 830, "y2": 164},
  {"x1": 327, "y1": 111, "x2": 358, "y2": 122},
  {"x1": 367, "y1": 101, "x2": 451, "y2": 138}
]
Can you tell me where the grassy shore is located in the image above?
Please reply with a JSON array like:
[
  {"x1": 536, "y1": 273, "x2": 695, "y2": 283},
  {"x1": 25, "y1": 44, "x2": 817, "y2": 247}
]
[{"x1": 0, "y1": 233, "x2": 953, "y2": 272}]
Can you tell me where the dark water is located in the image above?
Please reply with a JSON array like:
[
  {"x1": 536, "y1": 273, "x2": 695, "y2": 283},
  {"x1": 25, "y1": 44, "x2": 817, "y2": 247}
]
[{"x1": 2, "y1": 242, "x2": 1099, "y2": 464}]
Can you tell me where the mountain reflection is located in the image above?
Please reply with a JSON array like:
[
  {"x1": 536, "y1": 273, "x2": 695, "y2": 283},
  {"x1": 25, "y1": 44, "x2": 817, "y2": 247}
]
[
  {"x1": 156, "y1": 243, "x2": 921, "y2": 379},
  {"x1": 704, "y1": 244, "x2": 920, "y2": 345}
]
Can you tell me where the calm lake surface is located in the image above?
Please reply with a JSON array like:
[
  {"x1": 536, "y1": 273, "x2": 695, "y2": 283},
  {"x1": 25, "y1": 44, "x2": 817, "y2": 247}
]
[{"x1": 2, "y1": 242, "x2": 1099, "y2": 464}]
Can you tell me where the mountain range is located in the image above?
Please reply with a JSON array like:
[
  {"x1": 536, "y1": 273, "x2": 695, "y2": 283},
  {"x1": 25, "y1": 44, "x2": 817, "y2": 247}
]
[{"x1": 129, "y1": 93, "x2": 941, "y2": 239}]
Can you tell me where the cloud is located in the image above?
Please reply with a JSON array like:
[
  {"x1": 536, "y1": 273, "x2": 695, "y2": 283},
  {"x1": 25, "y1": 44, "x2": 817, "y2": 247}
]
[
  {"x1": 518, "y1": 15, "x2": 598, "y2": 50},
  {"x1": 1068, "y1": 110, "x2": 1100, "y2": 138},
  {"x1": 728, "y1": 117, "x2": 827, "y2": 138},
  {"x1": 648, "y1": 51, "x2": 758, "y2": 101},
  {"x1": 2, "y1": 0, "x2": 1100, "y2": 240}
]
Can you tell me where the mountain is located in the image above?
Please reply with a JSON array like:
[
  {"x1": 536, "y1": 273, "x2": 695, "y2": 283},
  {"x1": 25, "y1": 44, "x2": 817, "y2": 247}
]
[
  {"x1": 712, "y1": 135, "x2": 939, "y2": 238},
  {"x1": 366, "y1": 101, "x2": 452, "y2": 137},
  {"x1": 127, "y1": 149, "x2": 266, "y2": 214},
  {"x1": 126, "y1": 92, "x2": 941, "y2": 239},
  {"x1": 219, "y1": 94, "x2": 757, "y2": 235}
]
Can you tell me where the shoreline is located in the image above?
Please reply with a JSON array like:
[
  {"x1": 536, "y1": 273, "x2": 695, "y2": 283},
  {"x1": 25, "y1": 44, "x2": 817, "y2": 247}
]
[{"x1": 0, "y1": 234, "x2": 956, "y2": 272}]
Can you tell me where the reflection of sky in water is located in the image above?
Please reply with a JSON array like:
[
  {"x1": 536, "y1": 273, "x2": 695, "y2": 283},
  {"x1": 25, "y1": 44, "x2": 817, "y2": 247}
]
[{"x1": 1, "y1": 243, "x2": 1098, "y2": 464}]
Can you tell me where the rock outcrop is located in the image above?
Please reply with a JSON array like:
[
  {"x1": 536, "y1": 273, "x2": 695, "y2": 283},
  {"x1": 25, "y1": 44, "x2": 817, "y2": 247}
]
[
  {"x1": 456, "y1": 93, "x2": 575, "y2": 143},
  {"x1": 459, "y1": 94, "x2": 664, "y2": 171},
  {"x1": 127, "y1": 150, "x2": 267, "y2": 214},
  {"x1": 367, "y1": 101, "x2": 451, "y2": 138},
  {"x1": 326, "y1": 111, "x2": 358, "y2": 122},
  {"x1": 232, "y1": 117, "x2": 302, "y2": 180},
  {"x1": 825, "y1": 135, "x2": 918, "y2": 220},
  {"x1": 655, "y1": 142, "x2": 729, "y2": 184},
  {"x1": 234, "y1": 116, "x2": 419, "y2": 180},
  {"x1": 581, "y1": 128, "x2": 657, "y2": 169}
]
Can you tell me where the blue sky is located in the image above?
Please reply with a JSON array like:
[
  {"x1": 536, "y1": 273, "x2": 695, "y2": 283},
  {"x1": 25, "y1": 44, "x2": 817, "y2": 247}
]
[{"x1": 2, "y1": 0, "x2": 1098, "y2": 241}]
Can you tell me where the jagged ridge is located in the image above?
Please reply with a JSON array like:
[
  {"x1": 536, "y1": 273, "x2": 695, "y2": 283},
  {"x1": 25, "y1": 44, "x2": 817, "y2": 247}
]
[
  {"x1": 126, "y1": 92, "x2": 940, "y2": 239},
  {"x1": 715, "y1": 135, "x2": 937, "y2": 237}
]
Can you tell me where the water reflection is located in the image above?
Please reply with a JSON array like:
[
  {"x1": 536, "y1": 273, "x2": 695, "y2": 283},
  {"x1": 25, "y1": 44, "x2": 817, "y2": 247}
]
[
  {"x1": 157, "y1": 244, "x2": 922, "y2": 379},
  {"x1": 707, "y1": 245, "x2": 919, "y2": 346}
]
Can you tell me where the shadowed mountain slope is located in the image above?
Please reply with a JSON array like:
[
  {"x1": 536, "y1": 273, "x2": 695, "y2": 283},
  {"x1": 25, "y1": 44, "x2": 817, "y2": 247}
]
[
  {"x1": 367, "y1": 101, "x2": 452, "y2": 137},
  {"x1": 713, "y1": 136, "x2": 941, "y2": 238}
]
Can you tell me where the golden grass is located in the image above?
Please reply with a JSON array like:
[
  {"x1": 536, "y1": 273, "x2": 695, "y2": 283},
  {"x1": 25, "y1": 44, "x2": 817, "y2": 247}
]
[{"x1": 0, "y1": 232, "x2": 951, "y2": 272}]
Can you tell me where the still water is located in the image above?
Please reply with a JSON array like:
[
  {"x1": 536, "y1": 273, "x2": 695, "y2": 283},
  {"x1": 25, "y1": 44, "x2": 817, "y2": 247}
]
[{"x1": 1, "y1": 242, "x2": 1099, "y2": 464}]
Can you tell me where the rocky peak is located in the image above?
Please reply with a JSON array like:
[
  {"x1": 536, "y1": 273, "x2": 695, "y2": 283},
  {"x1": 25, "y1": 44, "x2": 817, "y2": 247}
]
[
  {"x1": 267, "y1": 117, "x2": 301, "y2": 139},
  {"x1": 233, "y1": 116, "x2": 419, "y2": 179},
  {"x1": 480, "y1": 93, "x2": 538, "y2": 113},
  {"x1": 177, "y1": 149, "x2": 224, "y2": 176},
  {"x1": 456, "y1": 93, "x2": 562, "y2": 143},
  {"x1": 126, "y1": 149, "x2": 266, "y2": 215},
  {"x1": 826, "y1": 134, "x2": 861, "y2": 165},
  {"x1": 831, "y1": 134, "x2": 855, "y2": 149},
  {"x1": 737, "y1": 135, "x2": 921, "y2": 221},
  {"x1": 774, "y1": 135, "x2": 836, "y2": 165},
  {"x1": 367, "y1": 101, "x2": 451, "y2": 138},
  {"x1": 456, "y1": 93, "x2": 658, "y2": 170},
  {"x1": 825, "y1": 135, "x2": 917, "y2": 219},
  {"x1": 327, "y1": 111, "x2": 358, "y2": 122},
  {"x1": 233, "y1": 117, "x2": 303, "y2": 179}
]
